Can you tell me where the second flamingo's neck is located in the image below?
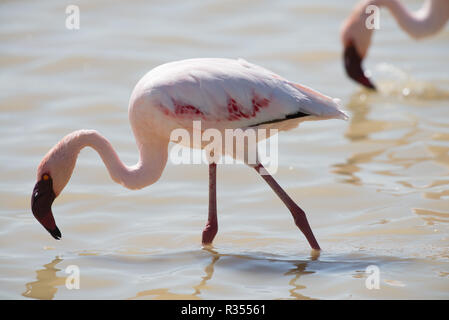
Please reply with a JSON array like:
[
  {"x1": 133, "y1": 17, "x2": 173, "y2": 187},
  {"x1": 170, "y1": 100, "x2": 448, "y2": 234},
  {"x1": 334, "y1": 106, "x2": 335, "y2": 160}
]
[
  {"x1": 375, "y1": 0, "x2": 449, "y2": 39},
  {"x1": 68, "y1": 130, "x2": 167, "y2": 190}
]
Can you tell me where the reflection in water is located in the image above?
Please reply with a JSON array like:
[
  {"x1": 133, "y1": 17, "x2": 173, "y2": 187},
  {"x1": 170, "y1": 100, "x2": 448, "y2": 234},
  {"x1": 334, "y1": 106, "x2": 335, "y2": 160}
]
[
  {"x1": 129, "y1": 248, "x2": 220, "y2": 300},
  {"x1": 333, "y1": 90, "x2": 397, "y2": 186},
  {"x1": 332, "y1": 89, "x2": 446, "y2": 191},
  {"x1": 20, "y1": 249, "x2": 444, "y2": 299},
  {"x1": 130, "y1": 248, "x2": 320, "y2": 300},
  {"x1": 412, "y1": 208, "x2": 449, "y2": 226},
  {"x1": 192, "y1": 248, "x2": 220, "y2": 297},
  {"x1": 129, "y1": 288, "x2": 202, "y2": 300},
  {"x1": 424, "y1": 189, "x2": 449, "y2": 200},
  {"x1": 333, "y1": 84, "x2": 449, "y2": 232},
  {"x1": 343, "y1": 91, "x2": 390, "y2": 142},
  {"x1": 333, "y1": 150, "x2": 384, "y2": 186},
  {"x1": 283, "y1": 250, "x2": 319, "y2": 300},
  {"x1": 22, "y1": 257, "x2": 66, "y2": 300},
  {"x1": 284, "y1": 262, "x2": 314, "y2": 300}
]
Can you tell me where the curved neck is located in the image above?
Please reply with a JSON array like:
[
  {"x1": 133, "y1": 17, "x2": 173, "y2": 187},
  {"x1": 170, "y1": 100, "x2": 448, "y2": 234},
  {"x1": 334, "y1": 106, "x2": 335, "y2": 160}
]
[
  {"x1": 72, "y1": 130, "x2": 167, "y2": 190},
  {"x1": 376, "y1": 0, "x2": 449, "y2": 38}
]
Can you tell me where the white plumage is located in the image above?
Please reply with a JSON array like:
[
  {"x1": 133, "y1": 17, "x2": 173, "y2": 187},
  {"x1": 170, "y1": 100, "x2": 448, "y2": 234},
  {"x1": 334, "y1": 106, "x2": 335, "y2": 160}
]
[{"x1": 132, "y1": 58, "x2": 347, "y2": 131}]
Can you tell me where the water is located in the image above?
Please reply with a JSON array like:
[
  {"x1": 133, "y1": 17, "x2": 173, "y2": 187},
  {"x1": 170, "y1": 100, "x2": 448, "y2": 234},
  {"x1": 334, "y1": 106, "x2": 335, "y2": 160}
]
[{"x1": 1, "y1": 0, "x2": 448, "y2": 299}]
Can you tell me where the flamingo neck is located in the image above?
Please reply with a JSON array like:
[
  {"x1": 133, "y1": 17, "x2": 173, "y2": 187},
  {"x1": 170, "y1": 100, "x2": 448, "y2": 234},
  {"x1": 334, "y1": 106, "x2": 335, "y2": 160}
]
[
  {"x1": 375, "y1": 0, "x2": 449, "y2": 39},
  {"x1": 71, "y1": 130, "x2": 167, "y2": 190}
]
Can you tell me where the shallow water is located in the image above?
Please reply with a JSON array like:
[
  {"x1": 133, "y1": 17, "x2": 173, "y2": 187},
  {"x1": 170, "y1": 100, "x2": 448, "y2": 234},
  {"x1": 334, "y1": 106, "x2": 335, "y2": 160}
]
[{"x1": 1, "y1": 0, "x2": 448, "y2": 299}]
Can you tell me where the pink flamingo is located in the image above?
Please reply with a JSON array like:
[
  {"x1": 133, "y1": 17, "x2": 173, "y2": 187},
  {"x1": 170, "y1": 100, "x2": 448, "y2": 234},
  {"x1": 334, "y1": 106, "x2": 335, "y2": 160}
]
[
  {"x1": 341, "y1": 0, "x2": 449, "y2": 89},
  {"x1": 31, "y1": 58, "x2": 348, "y2": 251}
]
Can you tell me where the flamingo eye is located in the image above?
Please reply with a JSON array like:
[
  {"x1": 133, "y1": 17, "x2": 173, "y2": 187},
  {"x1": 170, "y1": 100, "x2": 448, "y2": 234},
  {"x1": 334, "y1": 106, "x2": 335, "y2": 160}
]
[{"x1": 43, "y1": 174, "x2": 49, "y2": 181}]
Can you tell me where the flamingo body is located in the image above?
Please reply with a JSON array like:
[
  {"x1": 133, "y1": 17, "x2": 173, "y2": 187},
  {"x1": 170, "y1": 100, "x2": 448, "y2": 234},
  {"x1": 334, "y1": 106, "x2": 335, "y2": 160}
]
[{"x1": 130, "y1": 58, "x2": 347, "y2": 134}]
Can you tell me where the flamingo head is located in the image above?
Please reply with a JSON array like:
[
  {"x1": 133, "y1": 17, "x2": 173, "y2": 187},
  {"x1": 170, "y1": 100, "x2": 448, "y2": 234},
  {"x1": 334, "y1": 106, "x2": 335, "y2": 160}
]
[
  {"x1": 31, "y1": 136, "x2": 79, "y2": 240},
  {"x1": 31, "y1": 173, "x2": 61, "y2": 240},
  {"x1": 343, "y1": 41, "x2": 376, "y2": 90},
  {"x1": 340, "y1": 0, "x2": 377, "y2": 90}
]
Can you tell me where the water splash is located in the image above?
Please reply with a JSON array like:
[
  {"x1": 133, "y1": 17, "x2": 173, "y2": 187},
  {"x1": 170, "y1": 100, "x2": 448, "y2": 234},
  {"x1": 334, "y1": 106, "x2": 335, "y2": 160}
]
[{"x1": 373, "y1": 63, "x2": 449, "y2": 100}]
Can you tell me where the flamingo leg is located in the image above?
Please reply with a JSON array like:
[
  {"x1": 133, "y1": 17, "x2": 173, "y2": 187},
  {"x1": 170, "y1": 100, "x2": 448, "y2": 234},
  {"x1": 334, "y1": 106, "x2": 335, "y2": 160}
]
[
  {"x1": 253, "y1": 162, "x2": 321, "y2": 250},
  {"x1": 202, "y1": 163, "x2": 218, "y2": 245}
]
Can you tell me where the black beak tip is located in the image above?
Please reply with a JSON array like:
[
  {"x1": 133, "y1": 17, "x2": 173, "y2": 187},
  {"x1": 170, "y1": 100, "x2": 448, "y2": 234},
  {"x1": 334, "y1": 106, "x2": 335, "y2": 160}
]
[
  {"x1": 362, "y1": 77, "x2": 377, "y2": 91},
  {"x1": 46, "y1": 226, "x2": 62, "y2": 240},
  {"x1": 343, "y1": 43, "x2": 377, "y2": 91}
]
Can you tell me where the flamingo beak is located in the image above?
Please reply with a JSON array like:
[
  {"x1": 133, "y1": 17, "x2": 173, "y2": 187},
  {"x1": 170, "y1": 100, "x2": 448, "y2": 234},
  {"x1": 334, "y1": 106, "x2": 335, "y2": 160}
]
[
  {"x1": 343, "y1": 42, "x2": 376, "y2": 90},
  {"x1": 31, "y1": 175, "x2": 61, "y2": 240}
]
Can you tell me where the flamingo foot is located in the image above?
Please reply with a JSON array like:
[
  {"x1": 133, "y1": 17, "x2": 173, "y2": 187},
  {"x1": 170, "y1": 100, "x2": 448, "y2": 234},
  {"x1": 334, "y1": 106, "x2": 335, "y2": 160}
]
[{"x1": 202, "y1": 222, "x2": 218, "y2": 245}]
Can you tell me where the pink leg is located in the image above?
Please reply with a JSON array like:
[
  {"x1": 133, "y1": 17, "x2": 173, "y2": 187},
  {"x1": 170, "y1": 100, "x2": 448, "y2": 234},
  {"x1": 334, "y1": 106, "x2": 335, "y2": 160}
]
[
  {"x1": 254, "y1": 163, "x2": 321, "y2": 250},
  {"x1": 202, "y1": 163, "x2": 218, "y2": 245}
]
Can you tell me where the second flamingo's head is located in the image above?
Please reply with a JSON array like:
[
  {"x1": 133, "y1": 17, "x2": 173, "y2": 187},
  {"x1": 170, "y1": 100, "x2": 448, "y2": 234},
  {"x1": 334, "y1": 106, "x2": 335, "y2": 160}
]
[
  {"x1": 31, "y1": 173, "x2": 60, "y2": 239},
  {"x1": 31, "y1": 133, "x2": 80, "y2": 239},
  {"x1": 340, "y1": 0, "x2": 377, "y2": 90}
]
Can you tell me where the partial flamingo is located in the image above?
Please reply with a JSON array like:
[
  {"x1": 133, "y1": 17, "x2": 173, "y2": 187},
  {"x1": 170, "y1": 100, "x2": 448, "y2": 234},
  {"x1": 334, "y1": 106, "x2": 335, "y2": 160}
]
[
  {"x1": 341, "y1": 0, "x2": 449, "y2": 89},
  {"x1": 31, "y1": 58, "x2": 348, "y2": 251}
]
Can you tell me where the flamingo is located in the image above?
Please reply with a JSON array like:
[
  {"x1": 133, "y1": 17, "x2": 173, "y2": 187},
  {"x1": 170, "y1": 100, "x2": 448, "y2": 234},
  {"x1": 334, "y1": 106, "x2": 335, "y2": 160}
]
[
  {"x1": 31, "y1": 58, "x2": 348, "y2": 251},
  {"x1": 341, "y1": 0, "x2": 449, "y2": 90}
]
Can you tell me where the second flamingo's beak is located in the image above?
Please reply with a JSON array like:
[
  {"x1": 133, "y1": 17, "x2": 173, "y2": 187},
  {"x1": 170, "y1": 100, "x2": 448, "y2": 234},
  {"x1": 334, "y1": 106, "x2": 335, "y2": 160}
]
[
  {"x1": 31, "y1": 174, "x2": 61, "y2": 240},
  {"x1": 343, "y1": 42, "x2": 376, "y2": 90}
]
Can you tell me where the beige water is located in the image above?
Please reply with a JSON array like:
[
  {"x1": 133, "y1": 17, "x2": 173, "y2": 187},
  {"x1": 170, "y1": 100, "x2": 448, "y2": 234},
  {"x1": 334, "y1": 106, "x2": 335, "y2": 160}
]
[{"x1": 1, "y1": 0, "x2": 448, "y2": 299}]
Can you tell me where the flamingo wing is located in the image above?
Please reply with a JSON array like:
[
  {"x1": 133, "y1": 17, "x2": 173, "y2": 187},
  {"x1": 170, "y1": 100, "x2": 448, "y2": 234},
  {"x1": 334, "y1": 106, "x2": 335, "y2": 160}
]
[{"x1": 138, "y1": 58, "x2": 347, "y2": 128}]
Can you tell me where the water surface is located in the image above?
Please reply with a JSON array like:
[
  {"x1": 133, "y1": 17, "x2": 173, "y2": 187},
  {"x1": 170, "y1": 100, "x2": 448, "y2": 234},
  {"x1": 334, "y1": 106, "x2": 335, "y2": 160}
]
[{"x1": 0, "y1": 0, "x2": 448, "y2": 299}]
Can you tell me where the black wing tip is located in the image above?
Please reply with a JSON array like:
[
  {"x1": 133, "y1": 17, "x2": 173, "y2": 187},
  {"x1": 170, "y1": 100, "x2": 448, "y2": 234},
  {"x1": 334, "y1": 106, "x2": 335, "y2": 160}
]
[{"x1": 248, "y1": 111, "x2": 310, "y2": 128}]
